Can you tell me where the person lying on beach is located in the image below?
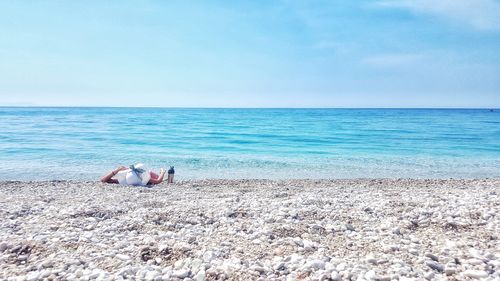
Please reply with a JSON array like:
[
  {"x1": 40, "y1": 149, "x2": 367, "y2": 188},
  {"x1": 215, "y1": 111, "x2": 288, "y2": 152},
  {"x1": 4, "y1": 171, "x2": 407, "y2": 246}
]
[{"x1": 100, "y1": 163, "x2": 165, "y2": 186}]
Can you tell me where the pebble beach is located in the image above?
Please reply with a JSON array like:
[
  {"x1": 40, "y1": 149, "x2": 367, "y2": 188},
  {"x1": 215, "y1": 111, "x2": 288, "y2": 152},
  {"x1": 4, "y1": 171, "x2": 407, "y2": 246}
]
[{"x1": 1, "y1": 179, "x2": 499, "y2": 281}]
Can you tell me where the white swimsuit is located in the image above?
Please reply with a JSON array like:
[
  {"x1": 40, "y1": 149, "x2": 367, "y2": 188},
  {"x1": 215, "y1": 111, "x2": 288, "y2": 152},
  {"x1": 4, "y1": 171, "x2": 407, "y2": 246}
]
[{"x1": 114, "y1": 164, "x2": 151, "y2": 186}]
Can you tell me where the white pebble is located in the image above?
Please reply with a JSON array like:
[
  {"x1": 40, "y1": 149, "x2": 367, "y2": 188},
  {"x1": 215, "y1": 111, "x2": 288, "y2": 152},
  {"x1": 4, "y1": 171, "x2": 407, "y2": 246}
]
[
  {"x1": 195, "y1": 270, "x2": 206, "y2": 281},
  {"x1": 171, "y1": 269, "x2": 189, "y2": 279},
  {"x1": 115, "y1": 254, "x2": 130, "y2": 261},
  {"x1": 305, "y1": 259, "x2": 326, "y2": 270},
  {"x1": 26, "y1": 271, "x2": 39, "y2": 281},
  {"x1": 463, "y1": 270, "x2": 488, "y2": 279},
  {"x1": 330, "y1": 271, "x2": 341, "y2": 281},
  {"x1": 424, "y1": 271, "x2": 434, "y2": 280}
]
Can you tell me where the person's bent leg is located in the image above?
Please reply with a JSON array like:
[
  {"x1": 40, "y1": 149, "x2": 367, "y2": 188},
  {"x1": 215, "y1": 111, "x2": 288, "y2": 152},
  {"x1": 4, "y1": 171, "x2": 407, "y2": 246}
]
[
  {"x1": 100, "y1": 166, "x2": 126, "y2": 184},
  {"x1": 148, "y1": 168, "x2": 166, "y2": 185}
]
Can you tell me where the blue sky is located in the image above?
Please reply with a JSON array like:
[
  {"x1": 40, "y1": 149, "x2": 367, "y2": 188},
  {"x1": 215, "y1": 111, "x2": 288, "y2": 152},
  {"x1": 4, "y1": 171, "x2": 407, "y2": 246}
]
[{"x1": 0, "y1": 0, "x2": 499, "y2": 107}]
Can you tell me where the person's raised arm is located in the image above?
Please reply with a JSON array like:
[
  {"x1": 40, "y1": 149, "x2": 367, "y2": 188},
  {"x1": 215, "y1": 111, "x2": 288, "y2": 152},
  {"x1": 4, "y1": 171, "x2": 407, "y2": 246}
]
[
  {"x1": 149, "y1": 168, "x2": 166, "y2": 185},
  {"x1": 100, "y1": 166, "x2": 126, "y2": 184}
]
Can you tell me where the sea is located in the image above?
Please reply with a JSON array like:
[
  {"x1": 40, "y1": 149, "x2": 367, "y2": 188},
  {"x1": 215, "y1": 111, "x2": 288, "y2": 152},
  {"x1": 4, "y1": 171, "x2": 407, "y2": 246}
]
[{"x1": 0, "y1": 107, "x2": 499, "y2": 180}]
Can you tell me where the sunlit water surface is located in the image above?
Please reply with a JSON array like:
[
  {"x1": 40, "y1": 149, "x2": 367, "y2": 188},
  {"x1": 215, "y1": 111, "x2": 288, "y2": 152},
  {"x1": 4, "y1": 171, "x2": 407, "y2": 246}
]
[{"x1": 0, "y1": 107, "x2": 499, "y2": 180}]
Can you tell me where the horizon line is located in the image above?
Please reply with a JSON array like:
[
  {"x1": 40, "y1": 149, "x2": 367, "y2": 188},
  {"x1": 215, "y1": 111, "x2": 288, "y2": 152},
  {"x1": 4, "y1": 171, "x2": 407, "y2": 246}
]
[{"x1": 0, "y1": 105, "x2": 498, "y2": 110}]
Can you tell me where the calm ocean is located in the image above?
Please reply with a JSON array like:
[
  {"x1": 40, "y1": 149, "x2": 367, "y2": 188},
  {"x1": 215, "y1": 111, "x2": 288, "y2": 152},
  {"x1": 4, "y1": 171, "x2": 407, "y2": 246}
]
[{"x1": 0, "y1": 107, "x2": 499, "y2": 180}]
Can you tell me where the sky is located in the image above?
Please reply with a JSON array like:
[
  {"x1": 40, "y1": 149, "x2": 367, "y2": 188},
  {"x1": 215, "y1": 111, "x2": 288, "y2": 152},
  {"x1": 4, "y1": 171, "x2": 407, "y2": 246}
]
[{"x1": 0, "y1": 0, "x2": 499, "y2": 108}]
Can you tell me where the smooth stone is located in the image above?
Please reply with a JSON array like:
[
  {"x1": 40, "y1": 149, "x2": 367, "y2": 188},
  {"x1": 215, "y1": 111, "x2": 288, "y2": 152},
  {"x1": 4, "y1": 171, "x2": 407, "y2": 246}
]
[
  {"x1": 345, "y1": 224, "x2": 355, "y2": 231},
  {"x1": 424, "y1": 271, "x2": 434, "y2": 280},
  {"x1": 273, "y1": 262, "x2": 285, "y2": 271},
  {"x1": 52, "y1": 268, "x2": 64, "y2": 275},
  {"x1": 195, "y1": 270, "x2": 206, "y2": 281},
  {"x1": 116, "y1": 254, "x2": 130, "y2": 261},
  {"x1": 330, "y1": 271, "x2": 341, "y2": 281},
  {"x1": 364, "y1": 270, "x2": 376, "y2": 280},
  {"x1": 444, "y1": 265, "x2": 456, "y2": 275},
  {"x1": 250, "y1": 265, "x2": 266, "y2": 273},
  {"x1": 408, "y1": 248, "x2": 419, "y2": 256},
  {"x1": 365, "y1": 254, "x2": 377, "y2": 265},
  {"x1": 202, "y1": 251, "x2": 216, "y2": 263},
  {"x1": 171, "y1": 269, "x2": 190, "y2": 279},
  {"x1": 75, "y1": 269, "x2": 83, "y2": 277},
  {"x1": 293, "y1": 237, "x2": 304, "y2": 247},
  {"x1": 425, "y1": 260, "x2": 443, "y2": 272},
  {"x1": 324, "y1": 262, "x2": 335, "y2": 272},
  {"x1": 305, "y1": 259, "x2": 326, "y2": 270},
  {"x1": 467, "y1": 258, "x2": 484, "y2": 265},
  {"x1": 26, "y1": 271, "x2": 40, "y2": 281},
  {"x1": 144, "y1": 270, "x2": 159, "y2": 280},
  {"x1": 191, "y1": 258, "x2": 203, "y2": 273},
  {"x1": 0, "y1": 242, "x2": 8, "y2": 252},
  {"x1": 174, "y1": 260, "x2": 184, "y2": 270},
  {"x1": 488, "y1": 260, "x2": 500, "y2": 267},
  {"x1": 40, "y1": 269, "x2": 51, "y2": 278},
  {"x1": 463, "y1": 270, "x2": 488, "y2": 279},
  {"x1": 425, "y1": 253, "x2": 439, "y2": 262},
  {"x1": 336, "y1": 262, "x2": 347, "y2": 271}
]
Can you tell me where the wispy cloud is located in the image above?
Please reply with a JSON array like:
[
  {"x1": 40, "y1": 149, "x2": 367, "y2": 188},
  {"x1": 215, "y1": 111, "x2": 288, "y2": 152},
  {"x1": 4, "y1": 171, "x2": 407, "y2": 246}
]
[{"x1": 375, "y1": 0, "x2": 500, "y2": 31}]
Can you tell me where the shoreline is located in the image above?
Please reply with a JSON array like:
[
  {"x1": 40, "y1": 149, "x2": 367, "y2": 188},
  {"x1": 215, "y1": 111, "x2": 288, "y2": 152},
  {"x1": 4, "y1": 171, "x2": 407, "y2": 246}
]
[
  {"x1": 1, "y1": 179, "x2": 499, "y2": 280},
  {"x1": 1, "y1": 177, "x2": 500, "y2": 184}
]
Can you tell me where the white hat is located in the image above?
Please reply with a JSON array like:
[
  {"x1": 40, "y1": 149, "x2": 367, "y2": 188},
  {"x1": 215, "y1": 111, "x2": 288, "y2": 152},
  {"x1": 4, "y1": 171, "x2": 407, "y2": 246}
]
[{"x1": 115, "y1": 163, "x2": 151, "y2": 186}]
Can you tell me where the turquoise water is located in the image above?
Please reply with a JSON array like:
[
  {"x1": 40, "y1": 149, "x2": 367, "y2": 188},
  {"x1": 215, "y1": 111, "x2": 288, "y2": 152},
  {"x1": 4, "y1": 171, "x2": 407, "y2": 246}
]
[{"x1": 0, "y1": 107, "x2": 499, "y2": 180}]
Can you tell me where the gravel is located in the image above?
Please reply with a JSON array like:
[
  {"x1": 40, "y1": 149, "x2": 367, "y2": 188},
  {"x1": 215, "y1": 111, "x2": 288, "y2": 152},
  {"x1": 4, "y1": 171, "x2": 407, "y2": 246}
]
[{"x1": 0, "y1": 178, "x2": 499, "y2": 280}]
